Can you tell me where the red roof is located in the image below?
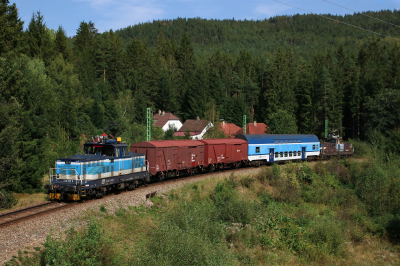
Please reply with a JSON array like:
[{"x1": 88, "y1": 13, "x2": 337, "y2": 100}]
[
  {"x1": 153, "y1": 113, "x2": 181, "y2": 128},
  {"x1": 235, "y1": 122, "x2": 269, "y2": 135},
  {"x1": 100, "y1": 133, "x2": 114, "y2": 138},
  {"x1": 220, "y1": 122, "x2": 241, "y2": 137},
  {"x1": 174, "y1": 131, "x2": 201, "y2": 137}
]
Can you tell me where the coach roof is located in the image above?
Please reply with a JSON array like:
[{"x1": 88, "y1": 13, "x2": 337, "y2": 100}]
[{"x1": 235, "y1": 134, "x2": 319, "y2": 144}]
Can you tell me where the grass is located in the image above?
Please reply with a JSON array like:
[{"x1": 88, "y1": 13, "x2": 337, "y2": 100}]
[
  {"x1": 6, "y1": 157, "x2": 400, "y2": 266},
  {"x1": 0, "y1": 192, "x2": 49, "y2": 213}
]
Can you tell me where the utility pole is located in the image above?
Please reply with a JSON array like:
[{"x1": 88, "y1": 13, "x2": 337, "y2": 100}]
[
  {"x1": 147, "y1": 108, "x2": 151, "y2": 141},
  {"x1": 243, "y1": 115, "x2": 246, "y2": 134}
]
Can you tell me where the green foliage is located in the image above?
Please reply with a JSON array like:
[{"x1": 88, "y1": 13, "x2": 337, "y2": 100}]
[
  {"x1": 135, "y1": 201, "x2": 234, "y2": 265},
  {"x1": 0, "y1": 189, "x2": 18, "y2": 209},
  {"x1": 41, "y1": 221, "x2": 115, "y2": 266},
  {"x1": 267, "y1": 109, "x2": 298, "y2": 134}
]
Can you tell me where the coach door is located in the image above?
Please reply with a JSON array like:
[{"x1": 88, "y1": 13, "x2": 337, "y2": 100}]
[
  {"x1": 302, "y1": 147, "x2": 306, "y2": 160},
  {"x1": 269, "y1": 148, "x2": 274, "y2": 163}
]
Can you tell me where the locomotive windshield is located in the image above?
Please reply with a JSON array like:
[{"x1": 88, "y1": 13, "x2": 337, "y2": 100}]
[
  {"x1": 84, "y1": 145, "x2": 115, "y2": 156},
  {"x1": 83, "y1": 145, "x2": 129, "y2": 157}
]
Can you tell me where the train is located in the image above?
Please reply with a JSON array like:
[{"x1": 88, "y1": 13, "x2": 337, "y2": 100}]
[{"x1": 44, "y1": 134, "x2": 354, "y2": 201}]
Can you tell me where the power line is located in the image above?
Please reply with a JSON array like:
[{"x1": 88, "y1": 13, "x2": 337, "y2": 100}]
[
  {"x1": 322, "y1": 0, "x2": 400, "y2": 28},
  {"x1": 272, "y1": 0, "x2": 400, "y2": 42}
]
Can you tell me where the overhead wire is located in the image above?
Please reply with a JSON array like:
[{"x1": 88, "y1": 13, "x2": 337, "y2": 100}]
[
  {"x1": 272, "y1": 0, "x2": 400, "y2": 42},
  {"x1": 322, "y1": 0, "x2": 400, "y2": 28}
]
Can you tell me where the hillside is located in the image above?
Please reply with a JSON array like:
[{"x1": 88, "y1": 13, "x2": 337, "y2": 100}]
[{"x1": 116, "y1": 10, "x2": 400, "y2": 58}]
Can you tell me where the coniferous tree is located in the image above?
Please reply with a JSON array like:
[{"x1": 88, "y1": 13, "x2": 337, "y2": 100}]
[
  {"x1": 0, "y1": 0, "x2": 24, "y2": 57},
  {"x1": 26, "y1": 11, "x2": 55, "y2": 64},
  {"x1": 55, "y1": 26, "x2": 69, "y2": 59}
]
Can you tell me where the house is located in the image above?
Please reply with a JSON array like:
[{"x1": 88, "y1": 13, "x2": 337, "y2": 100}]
[
  {"x1": 93, "y1": 133, "x2": 114, "y2": 142},
  {"x1": 220, "y1": 121, "x2": 241, "y2": 138},
  {"x1": 153, "y1": 110, "x2": 183, "y2": 132},
  {"x1": 174, "y1": 117, "x2": 213, "y2": 140},
  {"x1": 235, "y1": 121, "x2": 269, "y2": 135}
]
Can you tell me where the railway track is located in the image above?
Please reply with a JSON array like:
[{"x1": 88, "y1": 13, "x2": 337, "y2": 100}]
[
  {"x1": 0, "y1": 157, "x2": 360, "y2": 229},
  {"x1": 0, "y1": 201, "x2": 75, "y2": 229}
]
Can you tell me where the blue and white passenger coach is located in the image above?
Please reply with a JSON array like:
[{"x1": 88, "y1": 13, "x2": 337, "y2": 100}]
[
  {"x1": 44, "y1": 138, "x2": 149, "y2": 201},
  {"x1": 235, "y1": 134, "x2": 320, "y2": 164}
]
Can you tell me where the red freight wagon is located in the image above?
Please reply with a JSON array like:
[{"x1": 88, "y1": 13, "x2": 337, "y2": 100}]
[
  {"x1": 130, "y1": 140, "x2": 204, "y2": 179},
  {"x1": 199, "y1": 138, "x2": 248, "y2": 171}
]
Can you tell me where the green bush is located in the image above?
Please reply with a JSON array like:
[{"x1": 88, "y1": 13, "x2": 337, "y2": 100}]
[
  {"x1": 307, "y1": 219, "x2": 344, "y2": 256},
  {"x1": 134, "y1": 201, "x2": 234, "y2": 265},
  {"x1": 355, "y1": 162, "x2": 391, "y2": 216},
  {"x1": 0, "y1": 190, "x2": 18, "y2": 209},
  {"x1": 41, "y1": 220, "x2": 115, "y2": 266},
  {"x1": 214, "y1": 186, "x2": 260, "y2": 224},
  {"x1": 240, "y1": 176, "x2": 255, "y2": 188}
]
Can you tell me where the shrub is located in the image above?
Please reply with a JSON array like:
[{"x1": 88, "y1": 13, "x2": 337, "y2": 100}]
[
  {"x1": 134, "y1": 201, "x2": 234, "y2": 265},
  {"x1": 259, "y1": 192, "x2": 273, "y2": 207},
  {"x1": 307, "y1": 219, "x2": 344, "y2": 256},
  {"x1": 240, "y1": 176, "x2": 255, "y2": 188},
  {"x1": 41, "y1": 220, "x2": 115, "y2": 266},
  {"x1": 0, "y1": 190, "x2": 18, "y2": 209},
  {"x1": 355, "y1": 162, "x2": 391, "y2": 216},
  {"x1": 274, "y1": 172, "x2": 301, "y2": 204}
]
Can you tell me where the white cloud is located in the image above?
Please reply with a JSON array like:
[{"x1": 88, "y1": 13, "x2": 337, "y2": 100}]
[
  {"x1": 254, "y1": 3, "x2": 295, "y2": 17},
  {"x1": 73, "y1": 0, "x2": 164, "y2": 32}
]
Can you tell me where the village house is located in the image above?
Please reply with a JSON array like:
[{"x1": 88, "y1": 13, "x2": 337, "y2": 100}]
[
  {"x1": 174, "y1": 117, "x2": 213, "y2": 140},
  {"x1": 153, "y1": 110, "x2": 183, "y2": 132}
]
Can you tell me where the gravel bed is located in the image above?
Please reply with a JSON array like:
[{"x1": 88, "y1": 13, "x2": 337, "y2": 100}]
[{"x1": 0, "y1": 167, "x2": 264, "y2": 264}]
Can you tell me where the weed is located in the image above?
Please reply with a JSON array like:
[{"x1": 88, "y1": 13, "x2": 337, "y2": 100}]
[
  {"x1": 240, "y1": 176, "x2": 255, "y2": 188},
  {"x1": 99, "y1": 205, "x2": 107, "y2": 213}
]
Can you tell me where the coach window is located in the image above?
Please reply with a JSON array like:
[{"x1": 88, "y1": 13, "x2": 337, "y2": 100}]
[
  {"x1": 279, "y1": 140, "x2": 283, "y2": 144},
  {"x1": 289, "y1": 151, "x2": 292, "y2": 157},
  {"x1": 298, "y1": 151, "x2": 301, "y2": 156},
  {"x1": 289, "y1": 140, "x2": 292, "y2": 143},
  {"x1": 275, "y1": 152, "x2": 279, "y2": 158},
  {"x1": 280, "y1": 152, "x2": 283, "y2": 157},
  {"x1": 298, "y1": 140, "x2": 301, "y2": 143},
  {"x1": 274, "y1": 140, "x2": 278, "y2": 144},
  {"x1": 256, "y1": 147, "x2": 260, "y2": 153},
  {"x1": 285, "y1": 151, "x2": 288, "y2": 157},
  {"x1": 312, "y1": 145, "x2": 315, "y2": 150},
  {"x1": 284, "y1": 140, "x2": 288, "y2": 144}
]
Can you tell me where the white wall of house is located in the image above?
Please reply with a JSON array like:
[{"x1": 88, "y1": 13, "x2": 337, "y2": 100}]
[{"x1": 162, "y1": 120, "x2": 183, "y2": 132}]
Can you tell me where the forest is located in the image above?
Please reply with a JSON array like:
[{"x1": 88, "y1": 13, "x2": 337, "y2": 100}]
[{"x1": 0, "y1": 0, "x2": 400, "y2": 196}]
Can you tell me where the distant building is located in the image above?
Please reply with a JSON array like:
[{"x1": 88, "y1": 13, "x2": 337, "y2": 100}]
[
  {"x1": 93, "y1": 133, "x2": 114, "y2": 142},
  {"x1": 220, "y1": 121, "x2": 241, "y2": 138},
  {"x1": 235, "y1": 121, "x2": 269, "y2": 135},
  {"x1": 153, "y1": 110, "x2": 183, "y2": 132},
  {"x1": 174, "y1": 117, "x2": 213, "y2": 140}
]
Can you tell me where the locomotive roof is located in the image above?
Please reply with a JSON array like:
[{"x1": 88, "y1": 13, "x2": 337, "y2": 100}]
[
  {"x1": 84, "y1": 142, "x2": 128, "y2": 147},
  {"x1": 235, "y1": 134, "x2": 319, "y2": 144},
  {"x1": 57, "y1": 152, "x2": 145, "y2": 162}
]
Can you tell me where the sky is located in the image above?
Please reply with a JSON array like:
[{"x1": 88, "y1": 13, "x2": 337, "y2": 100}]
[{"x1": 11, "y1": 0, "x2": 400, "y2": 37}]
